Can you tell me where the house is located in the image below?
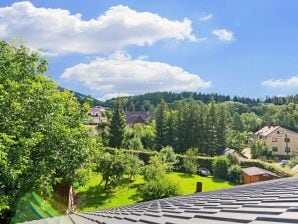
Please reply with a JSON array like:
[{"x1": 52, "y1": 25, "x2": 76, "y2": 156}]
[
  {"x1": 25, "y1": 177, "x2": 298, "y2": 223},
  {"x1": 255, "y1": 125, "x2": 298, "y2": 157},
  {"x1": 87, "y1": 106, "x2": 108, "y2": 124},
  {"x1": 242, "y1": 166, "x2": 279, "y2": 184},
  {"x1": 126, "y1": 111, "x2": 154, "y2": 125}
]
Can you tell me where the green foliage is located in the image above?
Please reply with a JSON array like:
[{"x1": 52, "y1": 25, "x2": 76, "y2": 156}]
[
  {"x1": 124, "y1": 154, "x2": 144, "y2": 181},
  {"x1": 109, "y1": 99, "x2": 126, "y2": 148},
  {"x1": 212, "y1": 156, "x2": 230, "y2": 179},
  {"x1": 138, "y1": 178, "x2": 180, "y2": 201},
  {"x1": 227, "y1": 153, "x2": 240, "y2": 165},
  {"x1": 251, "y1": 140, "x2": 272, "y2": 159},
  {"x1": 183, "y1": 148, "x2": 199, "y2": 174},
  {"x1": 0, "y1": 41, "x2": 92, "y2": 222},
  {"x1": 160, "y1": 146, "x2": 178, "y2": 171},
  {"x1": 228, "y1": 164, "x2": 242, "y2": 183},
  {"x1": 143, "y1": 154, "x2": 167, "y2": 181},
  {"x1": 155, "y1": 99, "x2": 167, "y2": 150},
  {"x1": 287, "y1": 156, "x2": 298, "y2": 169},
  {"x1": 95, "y1": 152, "x2": 127, "y2": 189}
]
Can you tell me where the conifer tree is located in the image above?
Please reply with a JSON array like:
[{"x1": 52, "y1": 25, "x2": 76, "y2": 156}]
[
  {"x1": 155, "y1": 99, "x2": 167, "y2": 150},
  {"x1": 109, "y1": 99, "x2": 126, "y2": 148}
]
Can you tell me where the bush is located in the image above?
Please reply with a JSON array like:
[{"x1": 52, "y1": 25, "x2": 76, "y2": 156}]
[
  {"x1": 143, "y1": 155, "x2": 168, "y2": 181},
  {"x1": 182, "y1": 148, "x2": 199, "y2": 174},
  {"x1": 251, "y1": 140, "x2": 272, "y2": 160},
  {"x1": 160, "y1": 146, "x2": 178, "y2": 171},
  {"x1": 228, "y1": 164, "x2": 242, "y2": 183},
  {"x1": 212, "y1": 156, "x2": 230, "y2": 179},
  {"x1": 288, "y1": 156, "x2": 298, "y2": 169},
  {"x1": 227, "y1": 153, "x2": 240, "y2": 165},
  {"x1": 138, "y1": 178, "x2": 180, "y2": 201}
]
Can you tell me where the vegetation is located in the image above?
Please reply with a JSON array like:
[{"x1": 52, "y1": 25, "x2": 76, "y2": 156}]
[
  {"x1": 183, "y1": 148, "x2": 199, "y2": 174},
  {"x1": 212, "y1": 156, "x2": 230, "y2": 179},
  {"x1": 76, "y1": 172, "x2": 236, "y2": 212},
  {"x1": 0, "y1": 41, "x2": 93, "y2": 223},
  {"x1": 251, "y1": 140, "x2": 272, "y2": 159},
  {"x1": 228, "y1": 165, "x2": 242, "y2": 183}
]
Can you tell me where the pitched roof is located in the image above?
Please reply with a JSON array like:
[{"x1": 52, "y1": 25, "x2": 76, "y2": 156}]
[
  {"x1": 255, "y1": 125, "x2": 280, "y2": 137},
  {"x1": 23, "y1": 177, "x2": 298, "y2": 224},
  {"x1": 242, "y1": 166, "x2": 279, "y2": 177},
  {"x1": 126, "y1": 111, "x2": 154, "y2": 124}
]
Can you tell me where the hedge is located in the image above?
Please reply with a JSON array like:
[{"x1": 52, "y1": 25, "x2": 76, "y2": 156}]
[{"x1": 100, "y1": 147, "x2": 295, "y2": 178}]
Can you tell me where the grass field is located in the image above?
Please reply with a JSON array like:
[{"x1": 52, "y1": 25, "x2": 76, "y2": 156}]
[{"x1": 76, "y1": 172, "x2": 236, "y2": 212}]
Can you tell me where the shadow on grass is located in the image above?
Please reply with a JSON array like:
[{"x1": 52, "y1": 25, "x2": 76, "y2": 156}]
[
  {"x1": 178, "y1": 173, "x2": 194, "y2": 178},
  {"x1": 77, "y1": 184, "x2": 115, "y2": 209}
]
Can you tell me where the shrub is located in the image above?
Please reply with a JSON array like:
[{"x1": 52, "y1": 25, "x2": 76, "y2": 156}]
[
  {"x1": 251, "y1": 140, "x2": 272, "y2": 160},
  {"x1": 160, "y1": 146, "x2": 178, "y2": 171},
  {"x1": 288, "y1": 156, "x2": 298, "y2": 169},
  {"x1": 182, "y1": 148, "x2": 199, "y2": 174},
  {"x1": 138, "y1": 178, "x2": 180, "y2": 201},
  {"x1": 212, "y1": 156, "x2": 230, "y2": 179},
  {"x1": 143, "y1": 155, "x2": 167, "y2": 181},
  {"x1": 228, "y1": 164, "x2": 242, "y2": 183},
  {"x1": 227, "y1": 153, "x2": 240, "y2": 165}
]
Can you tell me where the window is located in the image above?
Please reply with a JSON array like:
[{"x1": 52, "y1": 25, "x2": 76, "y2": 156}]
[
  {"x1": 272, "y1": 147, "x2": 278, "y2": 152},
  {"x1": 272, "y1": 137, "x2": 278, "y2": 142},
  {"x1": 285, "y1": 147, "x2": 291, "y2": 153}
]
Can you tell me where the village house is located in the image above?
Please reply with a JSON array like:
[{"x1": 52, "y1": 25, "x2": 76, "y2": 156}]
[
  {"x1": 87, "y1": 106, "x2": 108, "y2": 124},
  {"x1": 255, "y1": 125, "x2": 298, "y2": 157},
  {"x1": 126, "y1": 111, "x2": 154, "y2": 125}
]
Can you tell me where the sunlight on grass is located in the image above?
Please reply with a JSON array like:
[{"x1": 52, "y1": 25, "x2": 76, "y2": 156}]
[{"x1": 76, "y1": 172, "x2": 236, "y2": 212}]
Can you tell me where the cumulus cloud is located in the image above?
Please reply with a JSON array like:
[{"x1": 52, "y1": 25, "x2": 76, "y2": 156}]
[
  {"x1": 199, "y1": 14, "x2": 213, "y2": 22},
  {"x1": 61, "y1": 52, "x2": 212, "y2": 100},
  {"x1": 0, "y1": 1, "x2": 196, "y2": 55},
  {"x1": 262, "y1": 75, "x2": 298, "y2": 88},
  {"x1": 213, "y1": 29, "x2": 235, "y2": 42}
]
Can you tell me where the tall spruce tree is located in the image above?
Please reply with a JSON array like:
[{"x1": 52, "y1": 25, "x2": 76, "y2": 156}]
[
  {"x1": 217, "y1": 104, "x2": 230, "y2": 154},
  {"x1": 205, "y1": 101, "x2": 218, "y2": 156},
  {"x1": 109, "y1": 99, "x2": 126, "y2": 148},
  {"x1": 155, "y1": 99, "x2": 167, "y2": 150}
]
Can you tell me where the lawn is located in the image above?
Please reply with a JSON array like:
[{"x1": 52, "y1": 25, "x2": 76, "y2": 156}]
[{"x1": 76, "y1": 172, "x2": 236, "y2": 212}]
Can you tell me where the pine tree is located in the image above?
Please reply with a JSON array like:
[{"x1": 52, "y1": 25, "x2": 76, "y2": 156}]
[
  {"x1": 165, "y1": 110, "x2": 176, "y2": 147},
  {"x1": 155, "y1": 99, "x2": 167, "y2": 150},
  {"x1": 217, "y1": 104, "x2": 230, "y2": 154},
  {"x1": 109, "y1": 99, "x2": 126, "y2": 148},
  {"x1": 205, "y1": 101, "x2": 218, "y2": 156}
]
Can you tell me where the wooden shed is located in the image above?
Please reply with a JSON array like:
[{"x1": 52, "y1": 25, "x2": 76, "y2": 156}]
[{"x1": 242, "y1": 167, "x2": 279, "y2": 184}]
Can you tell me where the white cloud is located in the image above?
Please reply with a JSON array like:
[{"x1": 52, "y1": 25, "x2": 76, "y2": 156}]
[
  {"x1": 213, "y1": 29, "x2": 235, "y2": 42},
  {"x1": 61, "y1": 52, "x2": 212, "y2": 99},
  {"x1": 262, "y1": 75, "x2": 298, "y2": 88},
  {"x1": 199, "y1": 14, "x2": 212, "y2": 22},
  {"x1": 0, "y1": 1, "x2": 196, "y2": 55},
  {"x1": 99, "y1": 92, "x2": 133, "y2": 101}
]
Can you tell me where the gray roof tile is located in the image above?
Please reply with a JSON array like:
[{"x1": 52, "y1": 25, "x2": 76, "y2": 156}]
[{"x1": 21, "y1": 177, "x2": 298, "y2": 224}]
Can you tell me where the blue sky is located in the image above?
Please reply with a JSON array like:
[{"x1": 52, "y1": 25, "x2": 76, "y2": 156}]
[{"x1": 1, "y1": 0, "x2": 298, "y2": 100}]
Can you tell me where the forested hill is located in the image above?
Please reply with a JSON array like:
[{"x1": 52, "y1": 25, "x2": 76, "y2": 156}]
[{"x1": 102, "y1": 92, "x2": 298, "y2": 111}]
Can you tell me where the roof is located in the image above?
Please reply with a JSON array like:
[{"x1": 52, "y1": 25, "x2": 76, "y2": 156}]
[
  {"x1": 22, "y1": 177, "x2": 298, "y2": 224},
  {"x1": 242, "y1": 166, "x2": 279, "y2": 177},
  {"x1": 126, "y1": 111, "x2": 154, "y2": 124},
  {"x1": 255, "y1": 125, "x2": 280, "y2": 137}
]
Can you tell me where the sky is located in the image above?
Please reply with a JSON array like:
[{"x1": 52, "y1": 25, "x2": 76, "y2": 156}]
[{"x1": 0, "y1": 0, "x2": 298, "y2": 100}]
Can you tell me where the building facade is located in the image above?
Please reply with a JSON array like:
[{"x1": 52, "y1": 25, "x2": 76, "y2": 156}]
[
  {"x1": 255, "y1": 125, "x2": 298, "y2": 157},
  {"x1": 87, "y1": 106, "x2": 108, "y2": 124}
]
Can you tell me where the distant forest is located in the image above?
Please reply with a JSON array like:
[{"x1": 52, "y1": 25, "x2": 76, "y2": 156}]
[{"x1": 100, "y1": 92, "x2": 298, "y2": 110}]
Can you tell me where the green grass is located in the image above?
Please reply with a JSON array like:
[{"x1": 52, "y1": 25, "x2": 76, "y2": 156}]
[{"x1": 76, "y1": 172, "x2": 236, "y2": 212}]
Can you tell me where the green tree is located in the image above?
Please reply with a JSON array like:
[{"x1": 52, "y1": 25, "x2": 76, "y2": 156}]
[
  {"x1": 228, "y1": 164, "x2": 242, "y2": 183},
  {"x1": 96, "y1": 152, "x2": 127, "y2": 188},
  {"x1": 0, "y1": 41, "x2": 92, "y2": 222},
  {"x1": 155, "y1": 99, "x2": 167, "y2": 150},
  {"x1": 160, "y1": 146, "x2": 178, "y2": 171},
  {"x1": 183, "y1": 148, "x2": 199, "y2": 174},
  {"x1": 232, "y1": 112, "x2": 244, "y2": 131},
  {"x1": 251, "y1": 140, "x2": 271, "y2": 160},
  {"x1": 212, "y1": 156, "x2": 230, "y2": 179},
  {"x1": 109, "y1": 99, "x2": 126, "y2": 148}
]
